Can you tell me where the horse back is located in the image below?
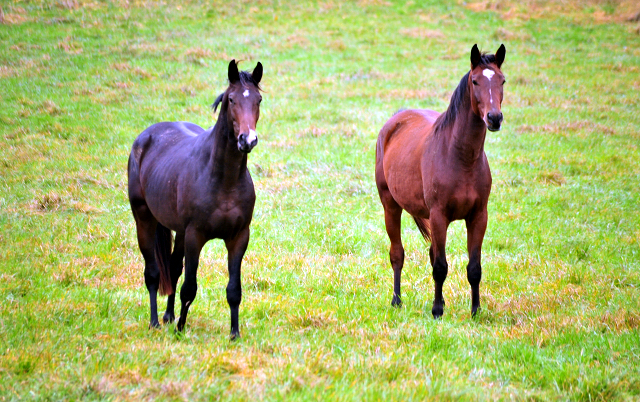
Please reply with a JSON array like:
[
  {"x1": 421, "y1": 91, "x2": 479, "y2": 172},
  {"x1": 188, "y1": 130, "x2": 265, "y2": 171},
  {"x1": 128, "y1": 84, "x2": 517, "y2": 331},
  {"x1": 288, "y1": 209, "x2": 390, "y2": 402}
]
[
  {"x1": 376, "y1": 109, "x2": 440, "y2": 217},
  {"x1": 130, "y1": 122, "x2": 204, "y2": 165}
]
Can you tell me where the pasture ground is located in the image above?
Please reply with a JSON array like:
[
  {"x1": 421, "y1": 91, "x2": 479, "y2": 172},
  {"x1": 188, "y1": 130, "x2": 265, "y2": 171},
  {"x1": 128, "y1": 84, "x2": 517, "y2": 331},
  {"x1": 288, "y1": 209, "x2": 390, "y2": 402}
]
[{"x1": 1, "y1": 0, "x2": 639, "y2": 400}]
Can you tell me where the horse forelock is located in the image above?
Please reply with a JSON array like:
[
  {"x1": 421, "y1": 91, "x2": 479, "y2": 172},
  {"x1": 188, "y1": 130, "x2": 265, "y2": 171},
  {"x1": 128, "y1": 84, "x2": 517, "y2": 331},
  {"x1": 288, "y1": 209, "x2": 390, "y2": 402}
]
[
  {"x1": 237, "y1": 70, "x2": 262, "y2": 91},
  {"x1": 477, "y1": 52, "x2": 497, "y2": 68}
]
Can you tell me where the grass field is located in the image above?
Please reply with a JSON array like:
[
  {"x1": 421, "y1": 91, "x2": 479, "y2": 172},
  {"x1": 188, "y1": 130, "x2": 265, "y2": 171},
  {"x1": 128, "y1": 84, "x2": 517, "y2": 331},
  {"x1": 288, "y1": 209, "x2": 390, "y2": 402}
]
[{"x1": 1, "y1": 0, "x2": 640, "y2": 400}]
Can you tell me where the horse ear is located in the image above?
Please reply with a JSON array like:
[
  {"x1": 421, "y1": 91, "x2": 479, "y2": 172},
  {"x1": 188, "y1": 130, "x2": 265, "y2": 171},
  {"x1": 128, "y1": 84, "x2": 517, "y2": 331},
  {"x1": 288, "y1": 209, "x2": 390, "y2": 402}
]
[
  {"x1": 470, "y1": 44, "x2": 481, "y2": 68},
  {"x1": 495, "y1": 44, "x2": 506, "y2": 69},
  {"x1": 252, "y1": 62, "x2": 263, "y2": 85},
  {"x1": 228, "y1": 59, "x2": 240, "y2": 83}
]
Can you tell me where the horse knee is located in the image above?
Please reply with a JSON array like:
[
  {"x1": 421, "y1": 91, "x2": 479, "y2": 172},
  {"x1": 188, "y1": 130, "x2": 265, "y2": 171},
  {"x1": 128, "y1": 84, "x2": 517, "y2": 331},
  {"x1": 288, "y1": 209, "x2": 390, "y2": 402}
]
[
  {"x1": 226, "y1": 286, "x2": 242, "y2": 307},
  {"x1": 180, "y1": 281, "x2": 197, "y2": 304},
  {"x1": 467, "y1": 262, "x2": 482, "y2": 286},
  {"x1": 432, "y1": 257, "x2": 448, "y2": 283},
  {"x1": 144, "y1": 265, "x2": 160, "y2": 288},
  {"x1": 389, "y1": 246, "x2": 404, "y2": 268}
]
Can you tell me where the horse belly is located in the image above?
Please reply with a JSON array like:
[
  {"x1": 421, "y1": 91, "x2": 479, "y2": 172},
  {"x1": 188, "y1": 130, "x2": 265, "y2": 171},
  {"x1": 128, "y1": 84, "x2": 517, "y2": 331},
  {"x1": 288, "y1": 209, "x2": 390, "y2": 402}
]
[
  {"x1": 384, "y1": 148, "x2": 429, "y2": 217},
  {"x1": 142, "y1": 175, "x2": 183, "y2": 229},
  {"x1": 387, "y1": 171, "x2": 428, "y2": 217}
]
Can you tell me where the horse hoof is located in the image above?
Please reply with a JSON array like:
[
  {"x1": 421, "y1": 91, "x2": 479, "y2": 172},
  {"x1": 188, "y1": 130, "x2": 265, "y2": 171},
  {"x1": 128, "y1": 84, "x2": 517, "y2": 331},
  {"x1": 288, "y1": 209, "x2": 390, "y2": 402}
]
[
  {"x1": 175, "y1": 317, "x2": 185, "y2": 333},
  {"x1": 230, "y1": 331, "x2": 241, "y2": 341},
  {"x1": 149, "y1": 321, "x2": 161, "y2": 329},
  {"x1": 471, "y1": 306, "x2": 481, "y2": 318},
  {"x1": 391, "y1": 296, "x2": 403, "y2": 308},
  {"x1": 163, "y1": 313, "x2": 175, "y2": 324},
  {"x1": 431, "y1": 305, "x2": 444, "y2": 319}
]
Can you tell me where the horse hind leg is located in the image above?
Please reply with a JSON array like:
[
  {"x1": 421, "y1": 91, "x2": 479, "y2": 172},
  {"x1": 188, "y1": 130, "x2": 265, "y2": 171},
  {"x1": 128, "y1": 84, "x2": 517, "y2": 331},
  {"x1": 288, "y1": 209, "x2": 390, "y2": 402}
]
[
  {"x1": 131, "y1": 202, "x2": 161, "y2": 328},
  {"x1": 129, "y1": 155, "x2": 162, "y2": 328},
  {"x1": 176, "y1": 228, "x2": 206, "y2": 333},
  {"x1": 163, "y1": 231, "x2": 185, "y2": 324},
  {"x1": 380, "y1": 191, "x2": 405, "y2": 307}
]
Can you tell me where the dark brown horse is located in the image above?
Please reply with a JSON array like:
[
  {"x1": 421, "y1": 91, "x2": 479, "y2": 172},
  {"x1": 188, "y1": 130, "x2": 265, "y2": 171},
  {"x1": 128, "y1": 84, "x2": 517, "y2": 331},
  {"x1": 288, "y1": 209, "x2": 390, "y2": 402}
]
[
  {"x1": 128, "y1": 60, "x2": 263, "y2": 338},
  {"x1": 375, "y1": 44, "x2": 506, "y2": 318}
]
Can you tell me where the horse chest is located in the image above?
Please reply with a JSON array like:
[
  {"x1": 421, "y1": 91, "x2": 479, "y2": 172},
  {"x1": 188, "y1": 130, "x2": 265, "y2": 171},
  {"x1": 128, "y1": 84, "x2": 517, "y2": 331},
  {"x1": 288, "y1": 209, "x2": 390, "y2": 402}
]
[
  {"x1": 201, "y1": 202, "x2": 252, "y2": 239},
  {"x1": 449, "y1": 188, "x2": 479, "y2": 213}
]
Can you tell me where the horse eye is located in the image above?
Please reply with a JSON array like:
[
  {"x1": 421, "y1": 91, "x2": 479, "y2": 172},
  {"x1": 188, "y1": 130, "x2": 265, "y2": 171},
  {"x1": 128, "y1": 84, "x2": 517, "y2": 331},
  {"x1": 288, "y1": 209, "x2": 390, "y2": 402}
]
[
  {"x1": 229, "y1": 98, "x2": 234, "y2": 104},
  {"x1": 472, "y1": 80, "x2": 479, "y2": 86},
  {"x1": 502, "y1": 80, "x2": 506, "y2": 85}
]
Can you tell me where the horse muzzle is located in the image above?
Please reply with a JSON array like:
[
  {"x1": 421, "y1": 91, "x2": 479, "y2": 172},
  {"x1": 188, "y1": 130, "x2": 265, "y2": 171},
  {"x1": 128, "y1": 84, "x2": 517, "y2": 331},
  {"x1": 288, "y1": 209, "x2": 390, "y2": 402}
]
[
  {"x1": 238, "y1": 130, "x2": 258, "y2": 153},
  {"x1": 486, "y1": 112, "x2": 503, "y2": 132}
]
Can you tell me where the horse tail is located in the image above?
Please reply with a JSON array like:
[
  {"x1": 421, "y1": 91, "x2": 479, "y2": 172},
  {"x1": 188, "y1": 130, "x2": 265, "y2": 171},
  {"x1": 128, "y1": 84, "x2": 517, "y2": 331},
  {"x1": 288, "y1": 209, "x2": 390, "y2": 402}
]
[
  {"x1": 154, "y1": 223, "x2": 174, "y2": 296},
  {"x1": 411, "y1": 215, "x2": 431, "y2": 243}
]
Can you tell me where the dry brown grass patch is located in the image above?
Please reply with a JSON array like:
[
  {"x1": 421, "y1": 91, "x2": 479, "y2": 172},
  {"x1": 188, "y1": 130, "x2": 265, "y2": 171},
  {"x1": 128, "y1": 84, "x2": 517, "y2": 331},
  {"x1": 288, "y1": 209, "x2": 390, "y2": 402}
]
[
  {"x1": 89, "y1": 369, "x2": 192, "y2": 401},
  {"x1": 288, "y1": 309, "x2": 337, "y2": 330},
  {"x1": 1, "y1": 6, "x2": 30, "y2": 25},
  {"x1": 58, "y1": 37, "x2": 83, "y2": 54},
  {"x1": 358, "y1": 0, "x2": 391, "y2": 6},
  {"x1": 600, "y1": 309, "x2": 640, "y2": 332},
  {"x1": 537, "y1": 170, "x2": 566, "y2": 185},
  {"x1": 31, "y1": 192, "x2": 63, "y2": 212},
  {"x1": 465, "y1": 0, "x2": 639, "y2": 22},
  {"x1": 494, "y1": 27, "x2": 532, "y2": 41},
  {"x1": 399, "y1": 28, "x2": 444, "y2": 39},
  {"x1": 283, "y1": 34, "x2": 311, "y2": 49},
  {"x1": 41, "y1": 100, "x2": 63, "y2": 116}
]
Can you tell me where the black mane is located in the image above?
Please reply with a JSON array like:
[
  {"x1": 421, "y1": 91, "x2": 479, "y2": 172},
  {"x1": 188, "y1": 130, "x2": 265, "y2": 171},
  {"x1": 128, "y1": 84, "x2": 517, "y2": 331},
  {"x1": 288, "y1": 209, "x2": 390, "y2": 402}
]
[
  {"x1": 211, "y1": 69, "x2": 262, "y2": 113},
  {"x1": 433, "y1": 72, "x2": 470, "y2": 132},
  {"x1": 433, "y1": 52, "x2": 496, "y2": 133}
]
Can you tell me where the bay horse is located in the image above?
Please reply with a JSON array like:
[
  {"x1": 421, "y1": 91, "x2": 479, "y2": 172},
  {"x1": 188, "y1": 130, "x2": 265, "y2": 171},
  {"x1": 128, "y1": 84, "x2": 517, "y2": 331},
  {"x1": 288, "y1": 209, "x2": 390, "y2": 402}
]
[
  {"x1": 375, "y1": 44, "x2": 506, "y2": 318},
  {"x1": 128, "y1": 60, "x2": 263, "y2": 338}
]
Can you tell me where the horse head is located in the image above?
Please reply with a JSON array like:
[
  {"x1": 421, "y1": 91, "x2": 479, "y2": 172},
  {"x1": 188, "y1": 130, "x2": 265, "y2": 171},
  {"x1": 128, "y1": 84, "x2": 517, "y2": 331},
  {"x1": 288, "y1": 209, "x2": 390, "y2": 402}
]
[
  {"x1": 469, "y1": 44, "x2": 506, "y2": 132},
  {"x1": 213, "y1": 60, "x2": 263, "y2": 153}
]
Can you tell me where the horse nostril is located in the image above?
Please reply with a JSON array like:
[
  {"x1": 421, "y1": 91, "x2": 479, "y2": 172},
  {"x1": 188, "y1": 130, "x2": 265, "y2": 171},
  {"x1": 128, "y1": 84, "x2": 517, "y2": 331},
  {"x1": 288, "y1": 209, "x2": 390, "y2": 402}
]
[{"x1": 487, "y1": 112, "x2": 502, "y2": 125}]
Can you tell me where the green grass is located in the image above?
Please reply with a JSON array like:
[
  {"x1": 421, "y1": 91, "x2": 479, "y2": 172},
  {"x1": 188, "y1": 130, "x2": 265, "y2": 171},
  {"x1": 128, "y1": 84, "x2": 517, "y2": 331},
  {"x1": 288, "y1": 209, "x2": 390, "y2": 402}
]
[{"x1": 1, "y1": 0, "x2": 640, "y2": 400}]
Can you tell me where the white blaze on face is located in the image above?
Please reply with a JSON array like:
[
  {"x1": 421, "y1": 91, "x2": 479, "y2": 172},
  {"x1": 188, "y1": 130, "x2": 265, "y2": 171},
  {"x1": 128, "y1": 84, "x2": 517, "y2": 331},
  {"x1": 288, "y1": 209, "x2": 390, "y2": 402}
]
[
  {"x1": 243, "y1": 89, "x2": 250, "y2": 98},
  {"x1": 483, "y1": 69, "x2": 495, "y2": 105},
  {"x1": 247, "y1": 129, "x2": 258, "y2": 143},
  {"x1": 482, "y1": 69, "x2": 495, "y2": 81}
]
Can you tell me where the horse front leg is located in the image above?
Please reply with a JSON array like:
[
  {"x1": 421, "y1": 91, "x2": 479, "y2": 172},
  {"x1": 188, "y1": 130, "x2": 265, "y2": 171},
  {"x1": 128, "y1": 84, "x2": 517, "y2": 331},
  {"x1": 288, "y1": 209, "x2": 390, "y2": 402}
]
[
  {"x1": 163, "y1": 231, "x2": 185, "y2": 324},
  {"x1": 429, "y1": 209, "x2": 450, "y2": 319},
  {"x1": 224, "y1": 227, "x2": 250, "y2": 340},
  {"x1": 466, "y1": 209, "x2": 488, "y2": 317},
  {"x1": 176, "y1": 229, "x2": 205, "y2": 332}
]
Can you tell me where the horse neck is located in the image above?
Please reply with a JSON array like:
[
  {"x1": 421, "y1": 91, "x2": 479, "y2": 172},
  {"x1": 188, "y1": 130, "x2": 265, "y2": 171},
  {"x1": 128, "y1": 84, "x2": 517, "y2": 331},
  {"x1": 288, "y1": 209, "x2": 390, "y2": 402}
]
[
  {"x1": 199, "y1": 110, "x2": 248, "y2": 187},
  {"x1": 449, "y1": 94, "x2": 488, "y2": 167}
]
